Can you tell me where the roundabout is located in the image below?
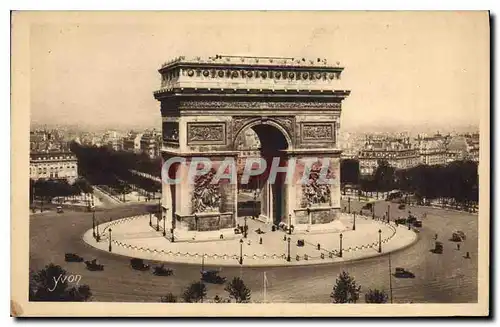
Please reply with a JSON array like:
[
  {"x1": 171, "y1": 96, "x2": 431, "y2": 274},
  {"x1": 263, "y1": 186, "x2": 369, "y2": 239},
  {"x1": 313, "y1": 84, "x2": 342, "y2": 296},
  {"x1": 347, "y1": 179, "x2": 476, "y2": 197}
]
[
  {"x1": 83, "y1": 213, "x2": 417, "y2": 267},
  {"x1": 29, "y1": 200, "x2": 478, "y2": 303}
]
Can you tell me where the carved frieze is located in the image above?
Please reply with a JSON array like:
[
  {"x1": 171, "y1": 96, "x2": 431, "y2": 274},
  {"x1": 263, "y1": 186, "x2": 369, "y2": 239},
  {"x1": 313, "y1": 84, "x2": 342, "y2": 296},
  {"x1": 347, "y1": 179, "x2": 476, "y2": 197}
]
[
  {"x1": 301, "y1": 162, "x2": 332, "y2": 207},
  {"x1": 192, "y1": 168, "x2": 221, "y2": 213},
  {"x1": 179, "y1": 100, "x2": 341, "y2": 110},
  {"x1": 187, "y1": 122, "x2": 226, "y2": 145},
  {"x1": 301, "y1": 123, "x2": 335, "y2": 143}
]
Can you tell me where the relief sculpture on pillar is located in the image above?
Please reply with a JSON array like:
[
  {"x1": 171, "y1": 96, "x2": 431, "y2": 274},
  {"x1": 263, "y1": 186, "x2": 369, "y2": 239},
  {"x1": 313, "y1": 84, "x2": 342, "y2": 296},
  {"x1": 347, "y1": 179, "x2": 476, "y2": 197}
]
[
  {"x1": 301, "y1": 162, "x2": 332, "y2": 207},
  {"x1": 192, "y1": 168, "x2": 221, "y2": 213}
]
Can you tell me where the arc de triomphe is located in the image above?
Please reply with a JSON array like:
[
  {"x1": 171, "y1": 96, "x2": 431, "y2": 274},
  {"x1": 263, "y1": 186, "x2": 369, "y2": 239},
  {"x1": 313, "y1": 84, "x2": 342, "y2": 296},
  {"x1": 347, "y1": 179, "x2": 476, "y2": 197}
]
[{"x1": 153, "y1": 55, "x2": 350, "y2": 240}]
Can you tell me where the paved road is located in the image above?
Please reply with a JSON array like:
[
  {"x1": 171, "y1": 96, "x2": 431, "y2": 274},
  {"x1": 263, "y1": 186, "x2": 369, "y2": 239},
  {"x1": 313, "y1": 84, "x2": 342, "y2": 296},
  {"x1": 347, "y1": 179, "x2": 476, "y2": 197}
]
[{"x1": 29, "y1": 200, "x2": 478, "y2": 303}]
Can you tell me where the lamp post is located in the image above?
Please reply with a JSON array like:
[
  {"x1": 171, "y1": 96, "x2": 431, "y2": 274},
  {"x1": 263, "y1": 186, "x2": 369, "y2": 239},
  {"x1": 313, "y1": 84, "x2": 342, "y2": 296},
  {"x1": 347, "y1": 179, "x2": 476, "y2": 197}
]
[
  {"x1": 157, "y1": 199, "x2": 161, "y2": 231},
  {"x1": 288, "y1": 214, "x2": 292, "y2": 235},
  {"x1": 92, "y1": 210, "x2": 96, "y2": 238},
  {"x1": 108, "y1": 228, "x2": 112, "y2": 252},
  {"x1": 244, "y1": 216, "x2": 248, "y2": 238},
  {"x1": 353, "y1": 212, "x2": 356, "y2": 231},
  {"x1": 339, "y1": 233, "x2": 343, "y2": 257},
  {"x1": 387, "y1": 204, "x2": 390, "y2": 223},
  {"x1": 287, "y1": 237, "x2": 291, "y2": 262},
  {"x1": 348, "y1": 197, "x2": 351, "y2": 214},
  {"x1": 163, "y1": 208, "x2": 168, "y2": 237},
  {"x1": 378, "y1": 229, "x2": 382, "y2": 253},
  {"x1": 253, "y1": 190, "x2": 258, "y2": 219},
  {"x1": 96, "y1": 220, "x2": 100, "y2": 242},
  {"x1": 239, "y1": 239, "x2": 244, "y2": 265},
  {"x1": 149, "y1": 212, "x2": 152, "y2": 227}
]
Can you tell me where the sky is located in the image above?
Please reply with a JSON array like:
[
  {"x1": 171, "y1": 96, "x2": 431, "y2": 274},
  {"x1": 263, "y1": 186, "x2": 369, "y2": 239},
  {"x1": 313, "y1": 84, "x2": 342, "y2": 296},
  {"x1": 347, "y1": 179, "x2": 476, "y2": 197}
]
[{"x1": 27, "y1": 11, "x2": 488, "y2": 132}]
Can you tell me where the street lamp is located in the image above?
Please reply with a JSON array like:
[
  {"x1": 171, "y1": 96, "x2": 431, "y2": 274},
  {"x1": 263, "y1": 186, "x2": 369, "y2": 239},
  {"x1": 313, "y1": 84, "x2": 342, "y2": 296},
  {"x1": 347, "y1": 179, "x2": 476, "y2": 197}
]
[
  {"x1": 353, "y1": 212, "x2": 356, "y2": 231},
  {"x1": 239, "y1": 239, "x2": 244, "y2": 265},
  {"x1": 348, "y1": 197, "x2": 351, "y2": 214},
  {"x1": 149, "y1": 212, "x2": 152, "y2": 227},
  {"x1": 287, "y1": 237, "x2": 291, "y2": 262},
  {"x1": 378, "y1": 229, "x2": 382, "y2": 253},
  {"x1": 253, "y1": 190, "x2": 258, "y2": 219},
  {"x1": 339, "y1": 233, "x2": 343, "y2": 257},
  {"x1": 96, "y1": 220, "x2": 100, "y2": 242},
  {"x1": 244, "y1": 216, "x2": 248, "y2": 238},
  {"x1": 92, "y1": 210, "x2": 96, "y2": 238},
  {"x1": 163, "y1": 208, "x2": 168, "y2": 237},
  {"x1": 108, "y1": 228, "x2": 112, "y2": 252},
  {"x1": 157, "y1": 199, "x2": 161, "y2": 231},
  {"x1": 387, "y1": 204, "x2": 390, "y2": 223},
  {"x1": 288, "y1": 214, "x2": 292, "y2": 235}
]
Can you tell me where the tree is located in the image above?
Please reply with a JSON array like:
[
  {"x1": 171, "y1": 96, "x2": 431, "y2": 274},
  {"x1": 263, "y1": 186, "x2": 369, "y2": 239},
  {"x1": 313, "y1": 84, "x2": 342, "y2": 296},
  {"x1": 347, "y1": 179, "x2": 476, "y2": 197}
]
[
  {"x1": 182, "y1": 282, "x2": 207, "y2": 303},
  {"x1": 160, "y1": 293, "x2": 178, "y2": 303},
  {"x1": 340, "y1": 159, "x2": 360, "y2": 185},
  {"x1": 373, "y1": 160, "x2": 396, "y2": 192},
  {"x1": 364, "y1": 289, "x2": 388, "y2": 303},
  {"x1": 29, "y1": 264, "x2": 92, "y2": 302},
  {"x1": 330, "y1": 271, "x2": 361, "y2": 303},
  {"x1": 224, "y1": 277, "x2": 252, "y2": 303}
]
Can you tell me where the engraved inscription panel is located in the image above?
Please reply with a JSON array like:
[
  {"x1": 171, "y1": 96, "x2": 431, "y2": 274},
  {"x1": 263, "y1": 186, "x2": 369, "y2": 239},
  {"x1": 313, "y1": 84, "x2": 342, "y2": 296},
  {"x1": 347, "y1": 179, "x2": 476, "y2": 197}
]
[{"x1": 301, "y1": 123, "x2": 335, "y2": 143}]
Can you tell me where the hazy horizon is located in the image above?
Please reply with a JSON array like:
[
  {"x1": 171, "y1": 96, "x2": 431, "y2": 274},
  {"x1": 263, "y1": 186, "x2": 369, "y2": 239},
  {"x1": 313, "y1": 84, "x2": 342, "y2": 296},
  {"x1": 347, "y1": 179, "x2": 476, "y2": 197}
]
[{"x1": 29, "y1": 12, "x2": 488, "y2": 131}]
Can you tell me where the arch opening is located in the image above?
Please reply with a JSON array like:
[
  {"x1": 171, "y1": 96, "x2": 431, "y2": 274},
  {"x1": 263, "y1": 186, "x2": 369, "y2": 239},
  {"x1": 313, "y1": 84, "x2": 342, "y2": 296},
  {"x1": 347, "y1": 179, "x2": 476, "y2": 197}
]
[{"x1": 235, "y1": 122, "x2": 290, "y2": 226}]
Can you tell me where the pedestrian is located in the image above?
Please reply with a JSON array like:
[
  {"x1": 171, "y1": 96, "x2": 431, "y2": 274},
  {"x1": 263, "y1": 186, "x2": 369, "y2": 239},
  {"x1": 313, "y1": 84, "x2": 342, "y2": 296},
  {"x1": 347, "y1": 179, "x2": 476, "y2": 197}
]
[{"x1": 457, "y1": 243, "x2": 460, "y2": 251}]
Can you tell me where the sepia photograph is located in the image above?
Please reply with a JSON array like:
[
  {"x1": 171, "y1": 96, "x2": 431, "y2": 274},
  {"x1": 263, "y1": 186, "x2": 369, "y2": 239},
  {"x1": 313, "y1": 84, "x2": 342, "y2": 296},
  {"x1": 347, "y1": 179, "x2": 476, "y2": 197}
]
[{"x1": 11, "y1": 10, "x2": 490, "y2": 317}]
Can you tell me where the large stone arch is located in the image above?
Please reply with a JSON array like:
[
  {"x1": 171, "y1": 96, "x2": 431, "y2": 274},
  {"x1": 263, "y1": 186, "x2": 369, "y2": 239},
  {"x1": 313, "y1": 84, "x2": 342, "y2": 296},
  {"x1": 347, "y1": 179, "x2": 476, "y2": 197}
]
[
  {"x1": 231, "y1": 117, "x2": 294, "y2": 151},
  {"x1": 154, "y1": 55, "x2": 350, "y2": 241}
]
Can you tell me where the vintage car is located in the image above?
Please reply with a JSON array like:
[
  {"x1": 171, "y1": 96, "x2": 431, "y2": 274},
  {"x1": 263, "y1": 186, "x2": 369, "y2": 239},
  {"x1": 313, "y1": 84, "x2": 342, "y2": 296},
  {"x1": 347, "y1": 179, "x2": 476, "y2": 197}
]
[
  {"x1": 433, "y1": 241, "x2": 444, "y2": 254},
  {"x1": 407, "y1": 215, "x2": 417, "y2": 224},
  {"x1": 398, "y1": 204, "x2": 406, "y2": 210},
  {"x1": 65, "y1": 253, "x2": 84, "y2": 262},
  {"x1": 200, "y1": 270, "x2": 226, "y2": 284},
  {"x1": 56, "y1": 206, "x2": 64, "y2": 213},
  {"x1": 451, "y1": 231, "x2": 466, "y2": 242},
  {"x1": 297, "y1": 239, "x2": 305, "y2": 247},
  {"x1": 130, "y1": 258, "x2": 150, "y2": 271},
  {"x1": 153, "y1": 264, "x2": 173, "y2": 276},
  {"x1": 84, "y1": 259, "x2": 104, "y2": 271},
  {"x1": 395, "y1": 218, "x2": 407, "y2": 225},
  {"x1": 394, "y1": 267, "x2": 415, "y2": 278},
  {"x1": 413, "y1": 220, "x2": 423, "y2": 228}
]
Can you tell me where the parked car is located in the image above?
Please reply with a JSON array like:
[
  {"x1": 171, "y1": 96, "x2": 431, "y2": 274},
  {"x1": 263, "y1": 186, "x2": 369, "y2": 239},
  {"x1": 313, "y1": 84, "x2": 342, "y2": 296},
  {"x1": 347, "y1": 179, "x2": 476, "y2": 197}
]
[
  {"x1": 451, "y1": 231, "x2": 466, "y2": 242},
  {"x1": 84, "y1": 259, "x2": 104, "y2": 271},
  {"x1": 433, "y1": 241, "x2": 444, "y2": 254},
  {"x1": 413, "y1": 220, "x2": 422, "y2": 228},
  {"x1": 153, "y1": 264, "x2": 173, "y2": 276},
  {"x1": 398, "y1": 204, "x2": 406, "y2": 210},
  {"x1": 407, "y1": 215, "x2": 417, "y2": 224},
  {"x1": 56, "y1": 206, "x2": 64, "y2": 213},
  {"x1": 130, "y1": 258, "x2": 150, "y2": 271},
  {"x1": 395, "y1": 218, "x2": 407, "y2": 225},
  {"x1": 65, "y1": 253, "x2": 84, "y2": 262},
  {"x1": 297, "y1": 239, "x2": 305, "y2": 247},
  {"x1": 200, "y1": 270, "x2": 226, "y2": 284},
  {"x1": 394, "y1": 267, "x2": 415, "y2": 278}
]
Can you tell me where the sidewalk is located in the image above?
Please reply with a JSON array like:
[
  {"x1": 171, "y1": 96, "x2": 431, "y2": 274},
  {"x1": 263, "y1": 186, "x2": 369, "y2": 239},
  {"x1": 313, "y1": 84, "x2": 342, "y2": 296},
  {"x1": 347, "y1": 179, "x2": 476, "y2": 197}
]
[{"x1": 84, "y1": 213, "x2": 417, "y2": 267}]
